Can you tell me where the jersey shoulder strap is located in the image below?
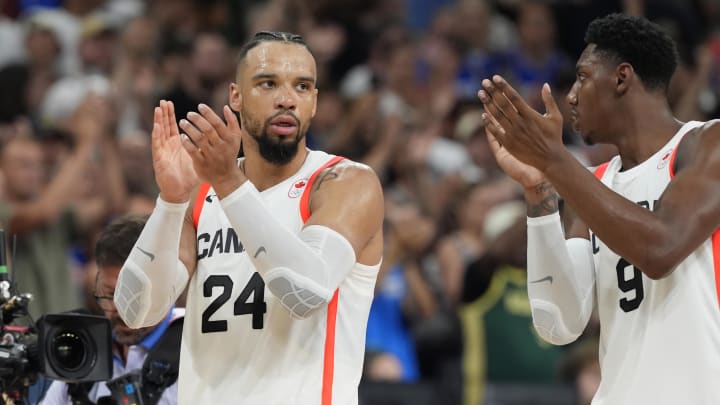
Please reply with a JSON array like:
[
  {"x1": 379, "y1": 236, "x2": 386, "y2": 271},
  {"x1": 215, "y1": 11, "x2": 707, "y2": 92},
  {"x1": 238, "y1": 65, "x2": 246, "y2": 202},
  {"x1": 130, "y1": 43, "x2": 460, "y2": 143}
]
[{"x1": 299, "y1": 156, "x2": 346, "y2": 223}]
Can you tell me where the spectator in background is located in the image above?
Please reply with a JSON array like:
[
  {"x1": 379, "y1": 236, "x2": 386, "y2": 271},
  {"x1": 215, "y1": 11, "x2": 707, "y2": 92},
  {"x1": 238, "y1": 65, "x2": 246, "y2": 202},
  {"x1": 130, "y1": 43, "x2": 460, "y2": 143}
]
[
  {"x1": 559, "y1": 338, "x2": 601, "y2": 405},
  {"x1": 117, "y1": 131, "x2": 157, "y2": 215},
  {"x1": 454, "y1": 0, "x2": 518, "y2": 99},
  {"x1": 460, "y1": 201, "x2": 567, "y2": 405},
  {"x1": 112, "y1": 15, "x2": 161, "y2": 137},
  {"x1": 0, "y1": 0, "x2": 25, "y2": 68},
  {"x1": 364, "y1": 199, "x2": 437, "y2": 384},
  {"x1": 0, "y1": 94, "x2": 125, "y2": 318},
  {"x1": 498, "y1": 0, "x2": 572, "y2": 110},
  {"x1": 0, "y1": 12, "x2": 63, "y2": 124},
  {"x1": 159, "y1": 31, "x2": 233, "y2": 122},
  {"x1": 451, "y1": 104, "x2": 505, "y2": 181},
  {"x1": 77, "y1": 12, "x2": 120, "y2": 76},
  {"x1": 435, "y1": 178, "x2": 517, "y2": 309}
]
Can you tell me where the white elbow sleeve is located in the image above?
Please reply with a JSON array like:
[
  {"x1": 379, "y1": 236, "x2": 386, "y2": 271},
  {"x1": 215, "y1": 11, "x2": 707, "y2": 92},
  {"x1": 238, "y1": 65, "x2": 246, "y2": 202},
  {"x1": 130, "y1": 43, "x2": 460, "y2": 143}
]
[
  {"x1": 220, "y1": 181, "x2": 356, "y2": 318},
  {"x1": 114, "y1": 198, "x2": 190, "y2": 328},
  {"x1": 527, "y1": 213, "x2": 595, "y2": 345}
]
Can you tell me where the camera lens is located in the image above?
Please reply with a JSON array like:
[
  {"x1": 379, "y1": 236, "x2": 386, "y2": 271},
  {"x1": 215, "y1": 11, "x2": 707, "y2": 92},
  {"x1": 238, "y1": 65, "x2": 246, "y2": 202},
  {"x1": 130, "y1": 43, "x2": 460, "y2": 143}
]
[
  {"x1": 38, "y1": 313, "x2": 111, "y2": 382},
  {"x1": 50, "y1": 332, "x2": 87, "y2": 371}
]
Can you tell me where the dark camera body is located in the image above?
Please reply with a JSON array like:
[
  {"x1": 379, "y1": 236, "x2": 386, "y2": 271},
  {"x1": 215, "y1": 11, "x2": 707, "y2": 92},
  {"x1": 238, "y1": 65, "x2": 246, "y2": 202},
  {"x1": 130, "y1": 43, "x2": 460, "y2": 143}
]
[
  {"x1": 0, "y1": 230, "x2": 113, "y2": 402},
  {"x1": 36, "y1": 313, "x2": 113, "y2": 382},
  {"x1": 0, "y1": 303, "x2": 113, "y2": 403}
]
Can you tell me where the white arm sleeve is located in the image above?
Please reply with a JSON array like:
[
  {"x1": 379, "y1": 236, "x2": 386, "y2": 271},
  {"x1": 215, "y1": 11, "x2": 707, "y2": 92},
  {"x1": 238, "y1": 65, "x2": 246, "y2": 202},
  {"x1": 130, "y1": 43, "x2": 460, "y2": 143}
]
[
  {"x1": 527, "y1": 212, "x2": 595, "y2": 345},
  {"x1": 114, "y1": 197, "x2": 190, "y2": 328},
  {"x1": 220, "y1": 181, "x2": 356, "y2": 319}
]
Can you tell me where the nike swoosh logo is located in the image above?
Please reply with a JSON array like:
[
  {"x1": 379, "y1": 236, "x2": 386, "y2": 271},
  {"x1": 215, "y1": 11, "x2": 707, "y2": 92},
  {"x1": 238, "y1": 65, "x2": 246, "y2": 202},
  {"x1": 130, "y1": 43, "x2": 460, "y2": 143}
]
[
  {"x1": 205, "y1": 194, "x2": 216, "y2": 203},
  {"x1": 530, "y1": 275, "x2": 553, "y2": 284},
  {"x1": 136, "y1": 247, "x2": 155, "y2": 261},
  {"x1": 254, "y1": 246, "x2": 266, "y2": 258}
]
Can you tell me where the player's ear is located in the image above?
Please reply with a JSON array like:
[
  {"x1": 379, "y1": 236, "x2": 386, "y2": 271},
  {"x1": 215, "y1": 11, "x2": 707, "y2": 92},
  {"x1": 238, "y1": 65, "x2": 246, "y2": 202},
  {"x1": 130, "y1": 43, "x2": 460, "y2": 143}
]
[
  {"x1": 615, "y1": 63, "x2": 633, "y2": 95},
  {"x1": 229, "y1": 82, "x2": 242, "y2": 113}
]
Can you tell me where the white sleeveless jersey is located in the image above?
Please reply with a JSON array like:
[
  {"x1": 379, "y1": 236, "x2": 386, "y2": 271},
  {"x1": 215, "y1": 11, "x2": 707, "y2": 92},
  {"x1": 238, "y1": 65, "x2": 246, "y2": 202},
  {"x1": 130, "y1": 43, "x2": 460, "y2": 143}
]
[
  {"x1": 590, "y1": 121, "x2": 720, "y2": 405},
  {"x1": 179, "y1": 150, "x2": 380, "y2": 405}
]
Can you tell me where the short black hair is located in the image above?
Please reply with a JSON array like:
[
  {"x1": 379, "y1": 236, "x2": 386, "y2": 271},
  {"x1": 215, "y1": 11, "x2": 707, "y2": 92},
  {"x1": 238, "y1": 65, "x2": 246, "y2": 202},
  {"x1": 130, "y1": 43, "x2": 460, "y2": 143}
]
[
  {"x1": 237, "y1": 31, "x2": 310, "y2": 63},
  {"x1": 584, "y1": 13, "x2": 678, "y2": 91},
  {"x1": 95, "y1": 214, "x2": 148, "y2": 268}
]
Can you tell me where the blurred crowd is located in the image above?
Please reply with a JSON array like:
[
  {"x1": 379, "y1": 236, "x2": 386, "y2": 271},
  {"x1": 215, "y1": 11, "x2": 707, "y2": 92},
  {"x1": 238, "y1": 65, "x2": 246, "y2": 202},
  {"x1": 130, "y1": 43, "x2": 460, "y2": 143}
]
[{"x1": 0, "y1": 0, "x2": 718, "y2": 404}]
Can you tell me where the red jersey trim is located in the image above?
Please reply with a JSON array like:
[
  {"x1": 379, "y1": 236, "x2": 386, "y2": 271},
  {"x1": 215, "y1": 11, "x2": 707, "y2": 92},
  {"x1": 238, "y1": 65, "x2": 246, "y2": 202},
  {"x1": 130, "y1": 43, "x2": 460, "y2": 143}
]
[
  {"x1": 299, "y1": 155, "x2": 345, "y2": 405},
  {"x1": 713, "y1": 229, "x2": 720, "y2": 310},
  {"x1": 192, "y1": 183, "x2": 212, "y2": 229},
  {"x1": 300, "y1": 156, "x2": 346, "y2": 222},
  {"x1": 322, "y1": 290, "x2": 340, "y2": 405},
  {"x1": 593, "y1": 161, "x2": 610, "y2": 180}
]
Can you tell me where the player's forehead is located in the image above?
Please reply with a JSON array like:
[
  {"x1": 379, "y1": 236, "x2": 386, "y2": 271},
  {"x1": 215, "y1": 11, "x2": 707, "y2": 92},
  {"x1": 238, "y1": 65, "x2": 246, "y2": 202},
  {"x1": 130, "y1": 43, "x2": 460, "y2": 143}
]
[
  {"x1": 576, "y1": 44, "x2": 606, "y2": 71},
  {"x1": 241, "y1": 41, "x2": 317, "y2": 81}
]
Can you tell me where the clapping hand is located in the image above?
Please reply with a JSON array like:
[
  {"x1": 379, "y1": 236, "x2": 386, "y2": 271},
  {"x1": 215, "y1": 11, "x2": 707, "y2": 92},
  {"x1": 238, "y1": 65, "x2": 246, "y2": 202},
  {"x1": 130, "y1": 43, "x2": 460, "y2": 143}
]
[
  {"x1": 478, "y1": 76, "x2": 565, "y2": 179},
  {"x1": 151, "y1": 100, "x2": 200, "y2": 203},
  {"x1": 178, "y1": 104, "x2": 243, "y2": 198}
]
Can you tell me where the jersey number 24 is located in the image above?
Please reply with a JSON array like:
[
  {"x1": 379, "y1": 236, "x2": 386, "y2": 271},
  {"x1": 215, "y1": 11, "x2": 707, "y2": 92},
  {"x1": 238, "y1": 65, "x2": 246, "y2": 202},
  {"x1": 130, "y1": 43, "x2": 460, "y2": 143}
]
[{"x1": 201, "y1": 273, "x2": 267, "y2": 332}]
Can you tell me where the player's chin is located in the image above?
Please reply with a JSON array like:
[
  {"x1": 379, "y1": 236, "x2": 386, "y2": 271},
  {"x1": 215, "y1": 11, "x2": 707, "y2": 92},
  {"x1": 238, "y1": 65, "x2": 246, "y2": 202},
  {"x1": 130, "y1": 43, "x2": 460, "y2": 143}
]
[{"x1": 268, "y1": 131, "x2": 300, "y2": 144}]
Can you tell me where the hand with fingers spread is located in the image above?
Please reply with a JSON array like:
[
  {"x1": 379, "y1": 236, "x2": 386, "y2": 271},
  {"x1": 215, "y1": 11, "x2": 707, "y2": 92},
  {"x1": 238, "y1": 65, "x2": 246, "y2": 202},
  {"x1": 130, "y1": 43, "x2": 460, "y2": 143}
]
[
  {"x1": 152, "y1": 100, "x2": 200, "y2": 203},
  {"x1": 178, "y1": 103, "x2": 243, "y2": 198},
  {"x1": 478, "y1": 75, "x2": 567, "y2": 173}
]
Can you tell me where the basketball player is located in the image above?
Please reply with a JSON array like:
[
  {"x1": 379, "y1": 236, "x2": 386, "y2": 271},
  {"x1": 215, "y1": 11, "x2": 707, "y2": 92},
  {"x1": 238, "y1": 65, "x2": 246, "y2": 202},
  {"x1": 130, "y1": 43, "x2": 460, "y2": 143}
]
[
  {"x1": 113, "y1": 32, "x2": 384, "y2": 404},
  {"x1": 477, "y1": 14, "x2": 720, "y2": 404}
]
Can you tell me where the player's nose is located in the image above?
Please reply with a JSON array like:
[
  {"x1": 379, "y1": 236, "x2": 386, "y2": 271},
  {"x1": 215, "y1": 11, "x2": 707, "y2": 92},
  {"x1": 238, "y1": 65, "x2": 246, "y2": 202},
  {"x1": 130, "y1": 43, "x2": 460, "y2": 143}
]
[{"x1": 274, "y1": 85, "x2": 297, "y2": 111}]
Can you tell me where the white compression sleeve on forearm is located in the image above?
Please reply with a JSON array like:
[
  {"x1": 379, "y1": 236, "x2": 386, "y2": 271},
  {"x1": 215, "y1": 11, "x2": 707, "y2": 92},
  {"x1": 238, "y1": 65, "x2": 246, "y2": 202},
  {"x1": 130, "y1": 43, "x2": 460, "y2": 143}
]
[
  {"x1": 527, "y1": 212, "x2": 595, "y2": 345},
  {"x1": 220, "y1": 181, "x2": 356, "y2": 319},
  {"x1": 114, "y1": 198, "x2": 190, "y2": 328}
]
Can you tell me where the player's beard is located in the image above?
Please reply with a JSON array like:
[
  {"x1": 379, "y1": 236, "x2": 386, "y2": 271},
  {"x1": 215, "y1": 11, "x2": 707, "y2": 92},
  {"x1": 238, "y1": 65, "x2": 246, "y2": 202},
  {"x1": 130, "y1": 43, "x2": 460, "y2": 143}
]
[{"x1": 242, "y1": 110, "x2": 306, "y2": 165}]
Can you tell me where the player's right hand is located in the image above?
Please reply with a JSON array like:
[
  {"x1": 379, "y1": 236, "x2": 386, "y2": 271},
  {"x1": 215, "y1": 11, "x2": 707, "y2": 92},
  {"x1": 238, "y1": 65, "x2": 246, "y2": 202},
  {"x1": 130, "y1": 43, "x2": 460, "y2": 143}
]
[{"x1": 152, "y1": 100, "x2": 200, "y2": 203}]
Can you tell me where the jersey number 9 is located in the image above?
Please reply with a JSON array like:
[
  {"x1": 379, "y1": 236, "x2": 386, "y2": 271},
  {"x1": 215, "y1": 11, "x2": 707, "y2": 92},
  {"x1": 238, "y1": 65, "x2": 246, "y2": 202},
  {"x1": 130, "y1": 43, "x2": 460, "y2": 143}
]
[{"x1": 616, "y1": 258, "x2": 644, "y2": 312}]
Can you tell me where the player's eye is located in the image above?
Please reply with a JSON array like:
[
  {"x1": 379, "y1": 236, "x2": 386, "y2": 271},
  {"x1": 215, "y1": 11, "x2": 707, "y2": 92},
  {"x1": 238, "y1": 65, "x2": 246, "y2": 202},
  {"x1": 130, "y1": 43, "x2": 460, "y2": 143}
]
[{"x1": 260, "y1": 80, "x2": 275, "y2": 89}]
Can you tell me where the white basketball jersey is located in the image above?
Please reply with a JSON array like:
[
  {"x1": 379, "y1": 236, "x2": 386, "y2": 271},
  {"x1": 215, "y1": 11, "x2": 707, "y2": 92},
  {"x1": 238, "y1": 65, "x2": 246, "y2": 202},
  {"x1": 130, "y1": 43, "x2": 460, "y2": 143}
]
[
  {"x1": 179, "y1": 150, "x2": 380, "y2": 405},
  {"x1": 590, "y1": 121, "x2": 720, "y2": 404}
]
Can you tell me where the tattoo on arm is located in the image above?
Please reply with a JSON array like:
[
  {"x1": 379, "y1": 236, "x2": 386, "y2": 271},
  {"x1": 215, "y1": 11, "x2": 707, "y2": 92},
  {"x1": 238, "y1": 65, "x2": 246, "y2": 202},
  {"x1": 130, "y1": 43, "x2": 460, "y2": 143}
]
[
  {"x1": 313, "y1": 167, "x2": 339, "y2": 192},
  {"x1": 527, "y1": 182, "x2": 560, "y2": 217}
]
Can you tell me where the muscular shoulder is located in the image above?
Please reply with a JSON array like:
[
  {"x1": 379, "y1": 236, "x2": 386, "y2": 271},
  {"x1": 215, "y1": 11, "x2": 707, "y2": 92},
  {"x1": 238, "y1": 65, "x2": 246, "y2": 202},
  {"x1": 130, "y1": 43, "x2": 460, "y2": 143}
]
[
  {"x1": 674, "y1": 120, "x2": 720, "y2": 175},
  {"x1": 308, "y1": 159, "x2": 383, "y2": 221},
  {"x1": 312, "y1": 159, "x2": 381, "y2": 194}
]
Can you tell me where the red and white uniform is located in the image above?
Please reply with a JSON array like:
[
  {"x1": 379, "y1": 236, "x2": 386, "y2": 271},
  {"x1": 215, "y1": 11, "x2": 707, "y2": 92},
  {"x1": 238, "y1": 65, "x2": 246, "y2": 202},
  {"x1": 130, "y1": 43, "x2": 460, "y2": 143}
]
[
  {"x1": 179, "y1": 150, "x2": 379, "y2": 404},
  {"x1": 590, "y1": 121, "x2": 720, "y2": 405}
]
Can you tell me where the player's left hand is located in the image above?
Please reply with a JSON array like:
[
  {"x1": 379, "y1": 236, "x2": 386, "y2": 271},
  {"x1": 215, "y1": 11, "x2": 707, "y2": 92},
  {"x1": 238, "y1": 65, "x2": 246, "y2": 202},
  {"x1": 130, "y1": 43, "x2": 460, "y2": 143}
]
[
  {"x1": 478, "y1": 75, "x2": 565, "y2": 172},
  {"x1": 179, "y1": 104, "x2": 244, "y2": 194}
]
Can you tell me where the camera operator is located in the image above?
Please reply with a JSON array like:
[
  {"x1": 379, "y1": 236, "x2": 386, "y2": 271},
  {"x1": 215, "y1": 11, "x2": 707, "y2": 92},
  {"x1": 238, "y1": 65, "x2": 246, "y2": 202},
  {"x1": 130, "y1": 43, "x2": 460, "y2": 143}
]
[{"x1": 40, "y1": 214, "x2": 182, "y2": 405}]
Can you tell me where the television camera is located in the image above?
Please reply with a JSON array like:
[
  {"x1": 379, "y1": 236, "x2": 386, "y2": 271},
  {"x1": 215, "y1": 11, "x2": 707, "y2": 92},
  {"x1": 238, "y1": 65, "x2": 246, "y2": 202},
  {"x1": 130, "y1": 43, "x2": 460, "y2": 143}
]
[{"x1": 0, "y1": 230, "x2": 112, "y2": 404}]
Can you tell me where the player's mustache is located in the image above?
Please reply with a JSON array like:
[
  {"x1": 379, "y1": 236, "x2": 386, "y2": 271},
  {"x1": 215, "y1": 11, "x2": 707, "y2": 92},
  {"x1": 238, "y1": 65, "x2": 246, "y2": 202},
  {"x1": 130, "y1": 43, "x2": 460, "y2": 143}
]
[{"x1": 266, "y1": 110, "x2": 300, "y2": 126}]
